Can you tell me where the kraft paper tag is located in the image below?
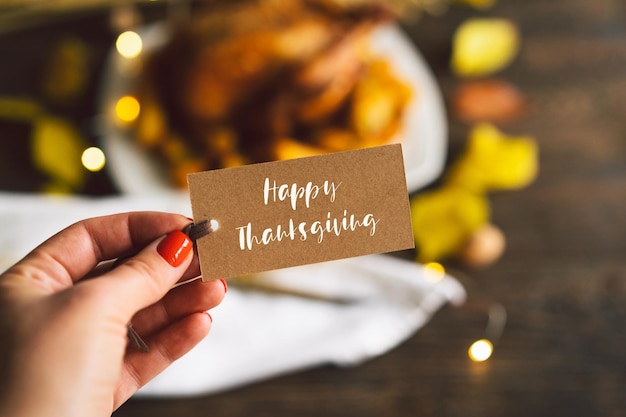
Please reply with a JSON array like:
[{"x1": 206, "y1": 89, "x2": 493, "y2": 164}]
[{"x1": 187, "y1": 144, "x2": 414, "y2": 281}]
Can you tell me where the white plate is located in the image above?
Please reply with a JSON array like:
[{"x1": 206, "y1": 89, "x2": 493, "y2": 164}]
[{"x1": 98, "y1": 23, "x2": 447, "y2": 195}]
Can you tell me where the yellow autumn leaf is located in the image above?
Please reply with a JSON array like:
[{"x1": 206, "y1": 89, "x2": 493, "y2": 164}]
[
  {"x1": 451, "y1": 18, "x2": 520, "y2": 77},
  {"x1": 411, "y1": 186, "x2": 490, "y2": 263},
  {"x1": 31, "y1": 115, "x2": 87, "y2": 191},
  {"x1": 447, "y1": 123, "x2": 538, "y2": 192}
]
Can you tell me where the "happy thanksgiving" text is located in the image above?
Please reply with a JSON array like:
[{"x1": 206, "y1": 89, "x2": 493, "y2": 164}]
[{"x1": 235, "y1": 178, "x2": 380, "y2": 250}]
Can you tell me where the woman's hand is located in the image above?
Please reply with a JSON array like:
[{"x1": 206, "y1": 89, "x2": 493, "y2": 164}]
[{"x1": 0, "y1": 212, "x2": 226, "y2": 417}]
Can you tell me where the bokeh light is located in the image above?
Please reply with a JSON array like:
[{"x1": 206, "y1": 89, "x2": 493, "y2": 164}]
[
  {"x1": 468, "y1": 339, "x2": 493, "y2": 362},
  {"x1": 424, "y1": 262, "x2": 445, "y2": 282},
  {"x1": 81, "y1": 147, "x2": 106, "y2": 172},
  {"x1": 115, "y1": 95, "x2": 140, "y2": 123},
  {"x1": 116, "y1": 30, "x2": 143, "y2": 58}
]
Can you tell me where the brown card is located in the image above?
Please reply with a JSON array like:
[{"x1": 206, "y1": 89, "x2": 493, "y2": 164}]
[{"x1": 187, "y1": 144, "x2": 414, "y2": 281}]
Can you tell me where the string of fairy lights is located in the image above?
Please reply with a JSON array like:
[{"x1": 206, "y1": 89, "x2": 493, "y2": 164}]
[{"x1": 423, "y1": 261, "x2": 506, "y2": 362}]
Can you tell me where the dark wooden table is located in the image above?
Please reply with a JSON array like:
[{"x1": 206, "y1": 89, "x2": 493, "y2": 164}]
[{"x1": 2, "y1": 0, "x2": 626, "y2": 416}]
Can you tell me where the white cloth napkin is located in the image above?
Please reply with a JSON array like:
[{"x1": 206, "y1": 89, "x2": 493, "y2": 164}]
[{"x1": 0, "y1": 192, "x2": 465, "y2": 397}]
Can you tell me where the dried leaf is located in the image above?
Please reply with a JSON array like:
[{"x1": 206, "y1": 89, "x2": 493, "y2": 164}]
[
  {"x1": 447, "y1": 123, "x2": 538, "y2": 192},
  {"x1": 452, "y1": 79, "x2": 527, "y2": 123},
  {"x1": 411, "y1": 186, "x2": 490, "y2": 263},
  {"x1": 451, "y1": 18, "x2": 520, "y2": 77}
]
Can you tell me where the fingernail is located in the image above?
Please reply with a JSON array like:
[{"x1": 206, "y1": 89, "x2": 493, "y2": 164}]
[
  {"x1": 205, "y1": 312, "x2": 213, "y2": 323},
  {"x1": 219, "y1": 278, "x2": 228, "y2": 293},
  {"x1": 157, "y1": 231, "x2": 192, "y2": 267}
]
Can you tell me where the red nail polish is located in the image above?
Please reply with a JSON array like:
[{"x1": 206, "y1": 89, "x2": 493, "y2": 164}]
[
  {"x1": 219, "y1": 278, "x2": 228, "y2": 293},
  {"x1": 157, "y1": 231, "x2": 192, "y2": 267}
]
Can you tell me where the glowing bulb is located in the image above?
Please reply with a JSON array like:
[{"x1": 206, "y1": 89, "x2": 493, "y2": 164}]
[
  {"x1": 468, "y1": 339, "x2": 493, "y2": 362},
  {"x1": 115, "y1": 95, "x2": 140, "y2": 123},
  {"x1": 116, "y1": 31, "x2": 143, "y2": 58},
  {"x1": 424, "y1": 262, "x2": 445, "y2": 282},
  {"x1": 81, "y1": 147, "x2": 106, "y2": 172}
]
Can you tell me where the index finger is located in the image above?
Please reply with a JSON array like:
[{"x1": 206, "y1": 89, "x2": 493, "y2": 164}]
[{"x1": 4, "y1": 212, "x2": 192, "y2": 292}]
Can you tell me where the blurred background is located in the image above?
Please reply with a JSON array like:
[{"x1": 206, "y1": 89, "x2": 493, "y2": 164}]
[{"x1": 1, "y1": 0, "x2": 625, "y2": 416}]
